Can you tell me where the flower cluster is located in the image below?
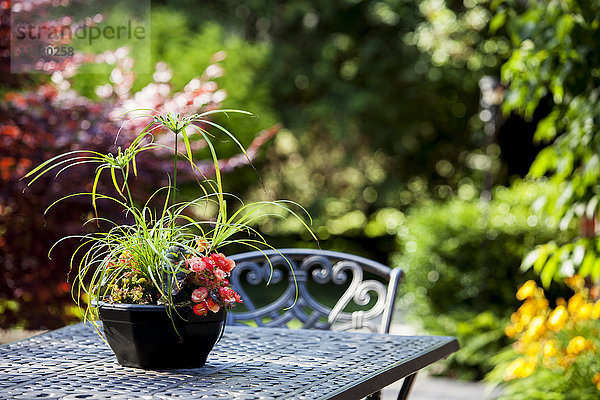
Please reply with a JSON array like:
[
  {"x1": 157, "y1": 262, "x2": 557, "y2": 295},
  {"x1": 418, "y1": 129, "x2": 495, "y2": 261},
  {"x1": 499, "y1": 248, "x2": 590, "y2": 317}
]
[
  {"x1": 502, "y1": 277, "x2": 600, "y2": 389},
  {"x1": 101, "y1": 238, "x2": 243, "y2": 315},
  {"x1": 185, "y1": 251, "x2": 242, "y2": 316}
]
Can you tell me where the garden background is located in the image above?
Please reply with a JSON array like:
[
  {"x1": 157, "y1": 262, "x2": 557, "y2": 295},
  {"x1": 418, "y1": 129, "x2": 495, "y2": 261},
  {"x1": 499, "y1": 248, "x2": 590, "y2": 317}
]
[{"x1": 2, "y1": 0, "x2": 600, "y2": 396}]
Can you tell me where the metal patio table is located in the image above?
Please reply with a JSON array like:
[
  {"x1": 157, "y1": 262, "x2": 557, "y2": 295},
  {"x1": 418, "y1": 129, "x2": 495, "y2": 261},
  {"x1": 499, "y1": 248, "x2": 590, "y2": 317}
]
[{"x1": 0, "y1": 324, "x2": 459, "y2": 400}]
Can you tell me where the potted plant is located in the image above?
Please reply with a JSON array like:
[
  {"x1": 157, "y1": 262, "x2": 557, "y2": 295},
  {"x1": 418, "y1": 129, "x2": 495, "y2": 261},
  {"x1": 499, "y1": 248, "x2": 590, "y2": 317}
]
[{"x1": 24, "y1": 110, "x2": 314, "y2": 369}]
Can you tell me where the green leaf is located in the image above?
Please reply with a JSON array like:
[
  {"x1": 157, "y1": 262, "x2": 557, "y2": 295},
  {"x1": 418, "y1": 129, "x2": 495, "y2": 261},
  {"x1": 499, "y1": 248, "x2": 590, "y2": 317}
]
[
  {"x1": 532, "y1": 245, "x2": 551, "y2": 274},
  {"x1": 489, "y1": 12, "x2": 506, "y2": 34},
  {"x1": 586, "y1": 196, "x2": 599, "y2": 218},
  {"x1": 592, "y1": 258, "x2": 600, "y2": 281},
  {"x1": 534, "y1": 110, "x2": 558, "y2": 142},
  {"x1": 110, "y1": 167, "x2": 125, "y2": 199},
  {"x1": 579, "y1": 252, "x2": 595, "y2": 277},
  {"x1": 521, "y1": 248, "x2": 540, "y2": 271},
  {"x1": 572, "y1": 244, "x2": 585, "y2": 265},
  {"x1": 490, "y1": 0, "x2": 505, "y2": 10},
  {"x1": 92, "y1": 167, "x2": 103, "y2": 219},
  {"x1": 556, "y1": 15, "x2": 574, "y2": 41},
  {"x1": 540, "y1": 249, "x2": 561, "y2": 288},
  {"x1": 529, "y1": 148, "x2": 556, "y2": 177}
]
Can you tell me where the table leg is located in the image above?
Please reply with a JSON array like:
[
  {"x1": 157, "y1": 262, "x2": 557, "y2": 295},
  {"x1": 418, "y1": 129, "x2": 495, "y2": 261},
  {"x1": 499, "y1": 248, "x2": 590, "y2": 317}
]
[
  {"x1": 365, "y1": 391, "x2": 381, "y2": 399},
  {"x1": 396, "y1": 373, "x2": 417, "y2": 400}
]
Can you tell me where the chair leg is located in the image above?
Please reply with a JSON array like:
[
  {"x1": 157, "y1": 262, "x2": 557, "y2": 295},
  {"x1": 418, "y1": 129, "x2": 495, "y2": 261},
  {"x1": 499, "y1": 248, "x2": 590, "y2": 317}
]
[{"x1": 396, "y1": 373, "x2": 417, "y2": 400}]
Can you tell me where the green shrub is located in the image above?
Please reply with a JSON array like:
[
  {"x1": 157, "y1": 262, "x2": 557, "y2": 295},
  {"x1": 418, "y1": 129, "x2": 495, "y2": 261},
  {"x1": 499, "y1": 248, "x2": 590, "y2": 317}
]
[
  {"x1": 393, "y1": 180, "x2": 571, "y2": 379},
  {"x1": 419, "y1": 311, "x2": 509, "y2": 380}
]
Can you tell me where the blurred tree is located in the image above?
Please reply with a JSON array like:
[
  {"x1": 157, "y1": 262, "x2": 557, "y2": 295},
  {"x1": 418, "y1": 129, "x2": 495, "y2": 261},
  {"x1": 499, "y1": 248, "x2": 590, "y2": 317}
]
[
  {"x1": 159, "y1": 0, "x2": 511, "y2": 243},
  {"x1": 495, "y1": 0, "x2": 600, "y2": 286},
  {"x1": 62, "y1": 0, "x2": 526, "y2": 247}
]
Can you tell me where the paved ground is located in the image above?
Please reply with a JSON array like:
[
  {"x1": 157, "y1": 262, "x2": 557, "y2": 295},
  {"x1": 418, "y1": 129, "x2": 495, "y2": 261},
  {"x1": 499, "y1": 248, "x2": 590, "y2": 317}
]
[{"x1": 381, "y1": 375, "x2": 501, "y2": 400}]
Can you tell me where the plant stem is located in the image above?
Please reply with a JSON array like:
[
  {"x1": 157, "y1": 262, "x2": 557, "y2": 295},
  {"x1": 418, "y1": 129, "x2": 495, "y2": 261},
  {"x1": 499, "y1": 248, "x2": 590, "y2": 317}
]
[
  {"x1": 121, "y1": 170, "x2": 135, "y2": 210},
  {"x1": 173, "y1": 135, "x2": 178, "y2": 207}
]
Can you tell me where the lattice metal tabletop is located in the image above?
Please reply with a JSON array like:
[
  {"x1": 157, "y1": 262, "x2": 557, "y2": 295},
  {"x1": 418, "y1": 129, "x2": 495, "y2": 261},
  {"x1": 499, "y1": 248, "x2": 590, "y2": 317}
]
[{"x1": 0, "y1": 324, "x2": 458, "y2": 399}]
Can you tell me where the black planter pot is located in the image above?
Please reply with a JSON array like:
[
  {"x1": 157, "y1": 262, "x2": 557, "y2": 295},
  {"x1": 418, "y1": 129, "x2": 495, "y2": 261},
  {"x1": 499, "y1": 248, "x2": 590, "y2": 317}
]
[{"x1": 97, "y1": 302, "x2": 225, "y2": 369}]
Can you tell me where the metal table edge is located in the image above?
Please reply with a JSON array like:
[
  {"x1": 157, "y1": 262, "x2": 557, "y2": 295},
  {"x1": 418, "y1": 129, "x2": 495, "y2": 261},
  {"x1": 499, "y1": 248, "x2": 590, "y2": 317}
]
[{"x1": 323, "y1": 336, "x2": 460, "y2": 400}]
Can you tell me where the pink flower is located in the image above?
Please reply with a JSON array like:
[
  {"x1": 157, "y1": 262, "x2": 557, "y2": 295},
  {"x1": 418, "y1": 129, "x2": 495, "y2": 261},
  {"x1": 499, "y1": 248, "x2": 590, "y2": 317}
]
[
  {"x1": 222, "y1": 258, "x2": 235, "y2": 273},
  {"x1": 191, "y1": 287, "x2": 208, "y2": 302},
  {"x1": 201, "y1": 256, "x2": 215, "y2": 271},
  {"x1": 210, "y1": 253, "x2": 227, "y2": 268},
  {"x1": 196, "y1": 237, "x2": 210, "y2": 252},
  {"x1": 206, "y1": 298, "x2": 220, "y2": 313},
  {"x1": 193, "y1": 302, "x2": 208, "y2": 316},
  {"x1": 213, "y1": 268, "x2": 227, "y2": 282},
  {"x1": 186, "y1": 256, "x2": 206, "y2": 273},
  {"x1": 219, "y1": 286, "x2": 243, "y2": 305},
  {"x1": 206, "y1": 252, "x2": 235, "y2": 273}
]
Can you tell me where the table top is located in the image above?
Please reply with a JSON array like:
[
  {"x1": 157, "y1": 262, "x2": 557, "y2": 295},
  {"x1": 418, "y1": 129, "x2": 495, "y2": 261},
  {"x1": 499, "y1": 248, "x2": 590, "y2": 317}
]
[{"x1": 0, "y1": 323, "x2": 458, "y2": 400}]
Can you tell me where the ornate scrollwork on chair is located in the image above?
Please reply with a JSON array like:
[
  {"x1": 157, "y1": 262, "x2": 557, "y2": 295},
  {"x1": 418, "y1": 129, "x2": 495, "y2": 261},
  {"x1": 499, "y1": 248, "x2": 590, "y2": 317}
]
[{"x1": 227, "y1": 249, "x2": 404, "y2": 334}]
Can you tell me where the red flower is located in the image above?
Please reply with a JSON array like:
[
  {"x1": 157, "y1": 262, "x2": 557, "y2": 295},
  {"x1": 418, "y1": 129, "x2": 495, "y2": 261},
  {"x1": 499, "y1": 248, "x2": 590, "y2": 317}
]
[
  {"x1": 207, "y1": 252, "x2": 235, "y2": 273},
  {"x1": 222, "y1": 258, "x2": 235, "y2": 273},
  {"x1": 213, "y1": 268, "x2": 227, "y2": 282},
  {"x1": 201, "y1": 256, "x2": 215, "y2": 271},
  {"x1": 210, "y1": 253, "x2": 227, "y2": 267},
  {"x1": 196, "y1": 237, "x2": 210, "y2": 253},
  {"x1": 193, "y1": 302, "x2": 208, "y2": 316},
  {"x1": 191, "y1": 287, "x2": 208, "y2": 302},
  {"x1": 186, "y1": 256, "x2": 206, "y2": 273},
  {"x1": 219, "y1": 286, "x2": 243, "y2": 305},
  {"x1": 206, "y1": 298, "x2": 220, "y2": 313}
]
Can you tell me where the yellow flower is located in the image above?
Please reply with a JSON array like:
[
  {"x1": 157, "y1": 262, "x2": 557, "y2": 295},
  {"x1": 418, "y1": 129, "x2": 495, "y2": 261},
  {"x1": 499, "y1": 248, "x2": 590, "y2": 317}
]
[
  {"x1": 523, "y1": 316, "x2": 546, "y2": 343},
  {"x1": 517, "y1": 280, "x2": 538, "y2": 300},
  {"x1": 548, "y1": 306, "x2": 568, "y2": 331},
  {"x1": 526, "y1": 342, "x2": 541, "y2": 357},
  {"x1": 543, "y1": 340, "x2": 558, "y2": 358},
  {"x1": 505, "y1": 325, "x2": 517, "y2": 338},
  {"x1": 512, "y1": 322, "x2": 525, "y2": 336},
  {"x1": 505, "y1": 357, "x2": 536, "y2": 380},
  {"x1": 591, "y1": 301, "x2": 600, "y2": 319},
  {"x1": 566, "y1": 336, "x2": 587, "y2": 356},
  {"x1": 535, "y1": 298, "x2": 549, "y2": 311},
  {"x1": 513, "y1": 341, "x2": 526, "y2": 354},
  {"x1": 577, "y1": 303, "x2": 593, "y2": 320},
  {"x1": 568, "y1": 293, "x2": 585, "y2": 314},
  {"x1": 565, "y1": 275, "x2": 584, "y2": 290},
  {"x1": 558, "y1": 355, "x2": 576, "y2": 368},
  {"x1": 511, "y1": 312, "x2": 520, "y2": 324},
  {"x1": 518, "y1": 300, "x2": 538, "y2": 318},
  {"x1": 520, "y1": 313, "x2": 533, "y2": 325},
  {"x1": 593, "y1": 372, "x2": 600, "y2": 391},
  {"x1": 556, "y1": 297, "x2": 566, "y2": 307}
]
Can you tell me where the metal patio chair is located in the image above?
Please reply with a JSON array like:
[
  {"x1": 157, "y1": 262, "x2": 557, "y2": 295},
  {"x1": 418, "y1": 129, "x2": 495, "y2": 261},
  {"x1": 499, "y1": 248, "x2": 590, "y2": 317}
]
[{"x1": 227, "y1": 248, "x2": 411, "y2": 400}]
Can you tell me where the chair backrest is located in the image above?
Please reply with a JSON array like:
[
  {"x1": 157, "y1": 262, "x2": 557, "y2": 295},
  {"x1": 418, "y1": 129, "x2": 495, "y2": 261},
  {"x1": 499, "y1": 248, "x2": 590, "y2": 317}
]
[{"x1": 226, "y1": 249, "x2": 403, "y2": 334}]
